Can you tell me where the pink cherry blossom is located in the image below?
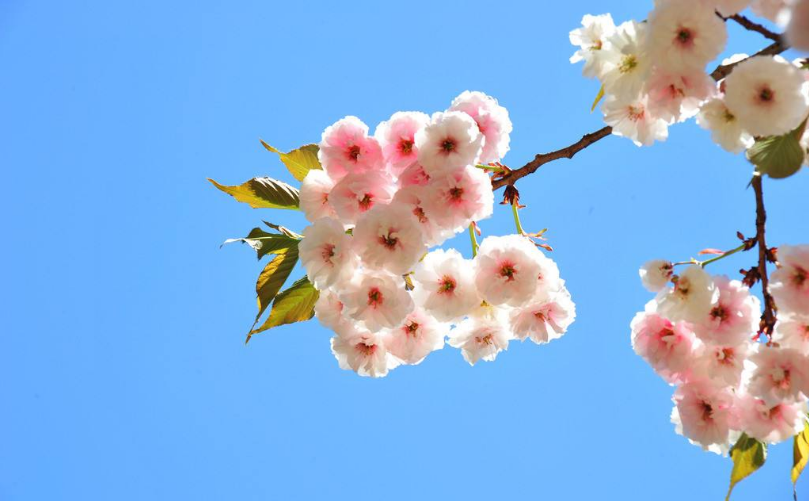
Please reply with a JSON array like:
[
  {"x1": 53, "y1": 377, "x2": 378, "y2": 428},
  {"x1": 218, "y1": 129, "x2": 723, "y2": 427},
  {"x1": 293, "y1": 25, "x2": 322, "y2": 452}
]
[
  {"x1": 352, "y1": 203, "x2": 427, "y2": 276},
  {"x1": 647, "y1": 0, "x2": 728, "y2": 73},
  {"x1": 421, "y1": 165, "x2": 494, "y2": 233},
  {"x1": 510, "y1": 288, "x2": 576, "y2": 344},
  {"x1": 448, "y1": 314, "x2": 513, "y2": 366},
  {"x1": 646, "y1": 68, "x2": 715, "y2": 123},
  {"x1": 314, "y1": 290, "x2": 349, "y2": 332},
  {"x1": 330, "y1": 327, "x2": 400, "y2": 378},
  {"x1": 339, "y1": 271, "x2": 414, "y2": 332},
  {"x1": 770, "y1": 244, "x2": 809, "y2": 316},
  {"x1": 299, "y1": 169, "x2": 337, "y2": 222},
  {"x1": 691, "y1": 343, "x2": 749, "y2": 388},
  {"x1": 655, "y1": 265, "x2": 718, "y2": 324},
  {"x1": 773, "y1": 315, "x2": 809, "y2": 354},
  {"x1": 413, "y1": 248, "x2": 482, "y2": 322},
  {"x1": 392, "y1": 186, "x2": 453, "y2": 247},
  {"x1": 671, "y1": 380, "x2": 739, "y2": 455},
  {"x1": 631, "y1": 310, "x2": 696, "y2": 383},
  {"x1": 318, "y1": 116, "x2": 384, "y2": 181},
  {"x1": 639, "y1": 259, "x2": 674, "y2": 292},
  {"x1": 299, "y1": 218, "x2": 357, "y2": 290},
  {"x1": 602, "y1": 95, "x2": 669, "y2": 147},
  {"x1": 737, "y1": 394, "x2": 808, "y2": 444},
  {"x1": 788, "y1": 0, "x2": 809, "y2": 51},
  {"x1": 569, "y1": 13, "x2": 617, "y2": 79},
  {"x1": 330, "y1": 171, "x2": 395, "y2": 225},
  {"x1": 747, "y1": 346, "x2": 809, "y2": 405},
  {"x1": 374, "y1": 111, "x2": 430, "y2": 177},
  {"x1": 449, "y1": 91, "x2": 513, "y2": 164},
  {"x1": 474, "y1": 235, "x2": 547, "y2": 307},
  {"x1": 385, "y1": 308, "x2": 446, "y2": 365},
  {"x1": 397, "y1": 162, "x2": 431, "y2": 188},
  {"x1": 692, "y1": 277, "x2": 760, "y2": 347},
  {"x1": 415, "y1": 111, "x2": 483, "y2": 175}
]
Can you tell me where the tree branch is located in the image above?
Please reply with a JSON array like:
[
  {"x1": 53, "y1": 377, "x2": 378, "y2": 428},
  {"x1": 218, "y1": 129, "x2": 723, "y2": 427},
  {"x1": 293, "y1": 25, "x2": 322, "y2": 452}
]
[
  {"x1": 492, "y1": 39, "x2": 789, "y2": 191},
  {"x1": 725, "y1": 14, "x2": 782, "y2": 42},
  {"x1": 752, "y1": 175, "x2": 778, "y2": 339}
]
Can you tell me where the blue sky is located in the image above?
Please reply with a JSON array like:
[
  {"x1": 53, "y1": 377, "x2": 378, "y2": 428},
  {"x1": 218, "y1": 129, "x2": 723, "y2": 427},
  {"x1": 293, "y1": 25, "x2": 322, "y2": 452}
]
[{"x1": 2, "y1": 1, "x2": 807, "y2": 499}]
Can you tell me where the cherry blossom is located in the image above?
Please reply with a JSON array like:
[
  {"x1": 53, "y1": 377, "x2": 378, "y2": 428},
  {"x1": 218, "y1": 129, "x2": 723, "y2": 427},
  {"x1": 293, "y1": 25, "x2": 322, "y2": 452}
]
[
  {"x1": 474, "y1": 235, "x2": 547, "y2": 307},
  {"x1": 769, "y1": 244, "x2": 809, "y2": 316},
  {"x1": 671, "y1": 380, "x2": 739, "y2": 455},
  {"x1": 449, "y1": 91, "x2": 513, "y2": 164},
  {"x1": 412, "y1": 249, "x2": 481, "y2": 322},
  {"x1": 299, "y1": 217, "x2": 357, "y2": 290},
  {"x1": 330, "y1": 327, "x2": 400, "y2": 378},
  {"x1": 631, "y1": 309, "x2": 697, "y2": 383},
  {"x1": 299, "y1": 169, "x2": 337, "y2": 222},
  {"x1": 695, "y1": 98, "x2": 755, "y2": 154},
  {"x1": 448, "y1": 315, "x2": 513, "y2": 366},
  {"x1": 339, "y1": 271, "x2": 415, "y2": 332},
  {"x1": 646, "y1": 0, "x2": 728, "y2": 73},
  {"x1": 421, "y1": 165, "x2": 494, "y2": 233},
  {"x1": 602, "y1": 95, "x2": 669, "y2": 147},
  {"x1": 569, "y1": 13, "x2": 617, "y2": 79},
  {"x1": 692, "y1": 277, "x2": 760, "y2": 347},
  {"x1": 415, "y1": 111, "x2": 483, "y2": 175},
  {"x1": 639, "y1": 259, "x2": 674, "y2": 292},
  {"x1": 510, "y1": 288, "x2": 576, "y2": 345},
  {"x1": 385, "y1": 308, "x2": 446, "y2": 365},
  {"x1": 330, "y1": 171, "x2": 396, "y2": 225},
  {"x1": 736, "y1": 394, "x2": 808, "y2": 444},
  {"x1": 772, "y1": 315, "x2": 809, "y2": 353},
  {"x1": 655, "y1": 265, "x2": 718, "y2": 324},
  {"x1": 375, "y1": 111, "x2": 430, "y2": 177},
  {"x1": 352, "y1": 203, "x2": 427, "y2": 275},
  {"x1": 319, "y1": 116, "x2": 384, "y2": 181},
  {"x1": 747, "y1": 346, "x2": 809, "y2": 405}
]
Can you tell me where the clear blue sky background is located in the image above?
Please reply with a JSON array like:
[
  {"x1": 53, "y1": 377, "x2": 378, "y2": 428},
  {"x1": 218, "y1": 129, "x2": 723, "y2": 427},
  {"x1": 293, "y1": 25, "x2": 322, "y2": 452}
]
[{"x1": 2, "y1": 1, "x2": 808, "y2": 499}]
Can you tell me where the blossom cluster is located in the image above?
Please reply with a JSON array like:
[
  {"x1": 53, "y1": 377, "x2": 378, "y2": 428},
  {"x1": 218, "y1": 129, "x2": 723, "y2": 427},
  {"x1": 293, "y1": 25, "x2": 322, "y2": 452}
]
[
  {"x1": 569, "y1": 0, "x2": 809, "y2": 159},
  {"x1": 298, "y1": 92, "x2": 576, "y2": 377},
  {"x1": 631, "y1": 245, "x2": 809, "y2": 454}
]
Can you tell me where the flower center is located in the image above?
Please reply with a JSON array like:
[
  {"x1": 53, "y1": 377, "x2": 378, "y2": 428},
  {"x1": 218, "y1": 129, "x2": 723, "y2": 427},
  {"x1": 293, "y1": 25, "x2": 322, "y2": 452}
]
[
  {"x1": 404, "y1": 321, "x2": 420, "y2": 337},
  {"x1": 348, "y1": 145, "x2": 361, "y2": 161},
  {"x1": 722, "y1": 109, "x2": 736, "y2": 123},
  {"x1": 534, "y1": 310, "x2": 547, "y2": 322},
  {"x1": 676, "y1": 28, "x2": 694, "y2": 47},
  {"x1": 358, "y1": 193, "x2": 374, "y2": 211},
  {"x1": 772, "y1": 366, "x2": 791, "y2": 389},
  {"x1": 379, "y1": 231, "x2": 399, "y2": 250},
  {"x1": 321, "y1": 243, "x2": 336, "y2": 264},
  {"x1": 438, "y1": 275, "x2": 457, "y2": 294},
  {"x1": 449, "y1": 187, "x2": 464, "y2": 201},
  {"x1": 355, "y1": 343, "x2": 377, "y2": 356},
  {"x1": 412, "y1": 207, "x2": 428, "y2": 224},
  {"x1": 475, "y1": 333, "x2": 494, "y2": 345},
  {"x1": 619, "y1": 55, "x2": 638, "y2": 74},
  {"x1": 700, "y1": 401, "x2": 713, "y2": 422},
  {"x1": 793, "y1": 267, "x2": 807, "y2": 287},
  {"x1": 399, "y1": 139, "x2": 414, "y2": 155},
  {"x1": 590, "y1": 40, "x2": 603, "y2": 51},
  {"x1": 441, "y1": 138, "x2": 456, "y2": 153},
  {"x1": 367, "y1": 287, "x2": 384, "y2": 307},
  {"x1": 500, "y1": 262, "x2": 517, "y2": 281},
  {"x1": 710, "y1": 305, "x2": 729, "y2": 323},
  {"x1": 758, "y1": 86, "x2": 775, "y2": 103},
  {"x1": 716, "y1": 348, "x2": 735, "y2": 365},
  {"x1": 627, "y1": 104, "x2": 645, "y2": 122}
]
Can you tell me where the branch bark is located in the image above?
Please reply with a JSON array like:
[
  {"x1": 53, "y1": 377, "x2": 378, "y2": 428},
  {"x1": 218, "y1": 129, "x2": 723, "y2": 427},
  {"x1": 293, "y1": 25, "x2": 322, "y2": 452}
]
[
  {"x1": 752, "y1": 175, "x2": 778, "y2": 339},
  {"x1": 492, "y1": 38, "x2": 788, "y2": 191},
  {"x1": 725, "y1": 14, "x2": 783, "y2": 42}
]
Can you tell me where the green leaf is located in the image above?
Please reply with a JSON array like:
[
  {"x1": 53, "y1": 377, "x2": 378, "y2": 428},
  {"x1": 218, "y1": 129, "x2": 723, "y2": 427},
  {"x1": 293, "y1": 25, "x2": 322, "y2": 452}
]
[
  {"x1": 222, "y1": 228, "x2": 299, "y2": 260},
  {"x1": 794, "y1": 418, "x2": 809, "y2": 496},
  {"x1": 747, "y1": 121, "x2": 807, "y2": 179},
  {"x1": 253, "y1": 245, "x2": 299, "y2": 329},
  {"x1": 260, "y1": 141, "x2": 322, "y2": 182},
  {"x1": 591, "y1": 84, "x2": 606, "y2": 113},
  {"x1": 208, "y1": 177, "x2": 300, "y2": 210},
  {"x1": 726, "y1": 433, "x2": 767, "y2": 501},
  {"x1": 247, "y1": 277, "x2": 319, "y2": 343}
]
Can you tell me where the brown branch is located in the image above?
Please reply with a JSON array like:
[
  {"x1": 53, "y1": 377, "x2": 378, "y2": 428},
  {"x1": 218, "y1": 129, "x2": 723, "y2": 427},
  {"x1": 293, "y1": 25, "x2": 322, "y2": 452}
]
[
  {"x1": 725, "y1": 14, "x2": 782, "y2": 42},
  {"x1": 492, "y1": 39, "x2": 789, "y2": 190},
  {"x1": 752, "y1": 175, "x2": 778, "y2": 339}
]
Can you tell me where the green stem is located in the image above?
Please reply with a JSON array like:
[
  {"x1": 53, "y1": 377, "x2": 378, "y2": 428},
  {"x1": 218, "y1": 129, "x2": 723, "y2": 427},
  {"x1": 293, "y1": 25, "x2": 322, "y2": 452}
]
[
  {"x1": 700, "y1": 243, "x2": 748, "y2": 267},
  {"x1": 469, "y1": 224, "x2": 479, "y2": 257},
  {"x1": 511, "y1": 202, "x2": 525, "y2": 235},
  {"x1": 475, "y1": 164, "x2": 504, "y2": 172}
]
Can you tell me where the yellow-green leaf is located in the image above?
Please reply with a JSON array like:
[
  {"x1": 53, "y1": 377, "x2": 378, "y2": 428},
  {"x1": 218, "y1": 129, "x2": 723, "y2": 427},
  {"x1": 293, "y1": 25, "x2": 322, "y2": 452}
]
[
  {"x1": 222, "y1": 228, "x2": 299, "y2": 260},
  {"x1": 590, "y1": 84, "x2": 605, "y2": 113},
  {"x1": 208, "y1": 177, "x2": 299, "y2": 210},
  {"x1": 253, "y1": 245, "x2": 299, "y2": 328},
  {"x1": 247, "y1": 277, "x2": 319, "y2": 343},
  {"x1": 260, "y1": 141, "x2": 322, "y2": 181},
  {"x1": 726, "y1": 433, "x2": 767, "y2": 501},
  {"x1": 794, "y1": 419, "x2": 809, "y2": 493},
  {"x1": 747, "y1": 120, "x2": 807, "y2": 180}
]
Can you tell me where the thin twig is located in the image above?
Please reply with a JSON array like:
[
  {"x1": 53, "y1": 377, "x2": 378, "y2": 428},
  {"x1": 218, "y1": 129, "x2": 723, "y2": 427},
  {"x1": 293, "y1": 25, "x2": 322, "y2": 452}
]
[
  {"x1": 725, "y1": 14, "x2": 782, "y2": 42},
  {"x1": 492, "y1": 39, "x2": 789, "y2": 190},
  {"x1": 752, "y1": 175, "x2": 778, "y2": 339}
]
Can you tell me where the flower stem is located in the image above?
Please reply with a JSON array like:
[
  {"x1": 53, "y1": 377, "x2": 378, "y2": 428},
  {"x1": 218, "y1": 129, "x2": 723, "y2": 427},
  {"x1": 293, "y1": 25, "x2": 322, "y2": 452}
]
[
  {"x1": 475, "y1": 164, "x2": 504, "y2": 172},
  {"x1": 700, "y1": 243, "x2": 748, "y2": 267},
  {"x1": 469, "y1": 223, "x2": 479, "y2": 257},
  {"x1": 511, "y1": 202, "x2": 525, "y2": 235}
]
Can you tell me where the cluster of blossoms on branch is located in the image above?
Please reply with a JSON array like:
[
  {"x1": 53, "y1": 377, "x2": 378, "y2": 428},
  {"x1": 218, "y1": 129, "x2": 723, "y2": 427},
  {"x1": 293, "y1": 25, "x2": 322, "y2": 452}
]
[
  {"x1": 297, "y1": 92, "x2": 575, "y2": 377},
  {"x1": 632, "y1": 247, "x2": 809, "y2": 454},
  {"x1": 570, "y1": 0, "x2": 809, "y2": 157}
]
